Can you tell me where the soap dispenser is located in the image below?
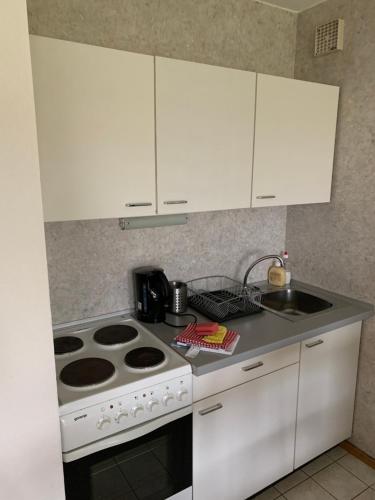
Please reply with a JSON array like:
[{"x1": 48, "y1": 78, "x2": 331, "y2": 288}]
[
  {"x1": 282, "y1": 250, "x2": 291, "y2": 285},
  {"x1": 268, "y1": 260, "x2": 286, "y2": 287}
]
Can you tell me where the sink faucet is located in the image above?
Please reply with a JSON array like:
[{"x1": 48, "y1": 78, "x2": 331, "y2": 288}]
[{"x1": 243, "y1": 255, "x2": 284, "y2": 287}]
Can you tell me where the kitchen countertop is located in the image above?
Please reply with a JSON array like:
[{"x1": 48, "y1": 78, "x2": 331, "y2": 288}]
[{"x1": 145, "y1": 280, "x2": 373, "y2": 376}]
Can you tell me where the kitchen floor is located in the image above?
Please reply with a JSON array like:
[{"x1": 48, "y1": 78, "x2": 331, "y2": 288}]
[{"x1": 251, "y1": 446, "x2": 375, "y2": 500}]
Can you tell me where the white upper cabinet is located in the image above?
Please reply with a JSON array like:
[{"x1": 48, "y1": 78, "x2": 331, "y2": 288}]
[
  {"x1": 30, "y1": 36, "x2": 156, "y2": 221},
  {"x1": 155, "y1": 57, "x2": 256, "y2": 214},
  {"x1": 31, "y1": 37, "x2": 340, "y2": 221},
  {"x1": 252, "y1": 74, "x2": 339, "y2": 207}
]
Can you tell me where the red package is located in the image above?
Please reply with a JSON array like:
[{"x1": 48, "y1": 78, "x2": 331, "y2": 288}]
[{"x1": 194, "y1": 323, "x2": 219, "y2": 335}]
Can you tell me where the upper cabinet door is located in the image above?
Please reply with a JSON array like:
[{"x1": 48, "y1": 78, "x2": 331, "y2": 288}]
[
  {"x1": 30, "y1": 36, "x2": 155, "y2": 221},
  {"x1": 252, "y1": 74, "x2": 339, "y2": 207},
  {"x1": 155, "y1": 57, "x2": 256, "y2": 214}
]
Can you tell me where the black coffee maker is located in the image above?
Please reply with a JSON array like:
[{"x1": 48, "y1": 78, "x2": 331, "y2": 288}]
[{"x1": 133, "y1": 267, "x2": 170, "y2": 323}]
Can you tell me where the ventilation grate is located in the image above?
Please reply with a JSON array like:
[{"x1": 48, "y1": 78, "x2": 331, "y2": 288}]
[{"x1": 314, "y1": 19, "x2": 344, "y2": 56}]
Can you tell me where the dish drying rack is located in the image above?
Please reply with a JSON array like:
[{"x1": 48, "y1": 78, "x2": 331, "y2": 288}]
[{"x1": 186, "y1": 276, "x2": 262, "y2": 322}]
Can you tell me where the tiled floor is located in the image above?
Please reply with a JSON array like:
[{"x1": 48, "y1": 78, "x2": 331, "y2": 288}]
[{"x1": 252, "y1": 446, "x2": 375, "y2": 500}]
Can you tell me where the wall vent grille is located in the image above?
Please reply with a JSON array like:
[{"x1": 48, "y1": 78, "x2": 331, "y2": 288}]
[{"x1": 314, "y1": 19, "x2": 344, "y2": 56}]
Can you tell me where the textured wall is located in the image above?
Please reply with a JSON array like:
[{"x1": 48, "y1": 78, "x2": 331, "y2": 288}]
[
  {"x1": 27, "y1": 0, "x2": 296, "y2": 75},
  {"x1": 46, "y1": 208, "x2": 285, "y2": 322},
  {"x1": 27, "y1": 0, "x2": 297, "y2": 323},
  {"x1": 287, "y1": 0, "x2": 375, "y2": 456}
]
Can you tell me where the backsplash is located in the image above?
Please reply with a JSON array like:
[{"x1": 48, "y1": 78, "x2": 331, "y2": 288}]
[
  {"x1": 28, "y1": 0, "x2": 297, "y2": 324},
  {"x1": 46, "y1": 208, "x2": 286, "y2": 323}
]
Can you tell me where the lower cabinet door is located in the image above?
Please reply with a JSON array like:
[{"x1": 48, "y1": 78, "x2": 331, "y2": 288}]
[
  {"x1": 295, "y1": 322, "x2": 361, "y2": 468},
  {"x1": 193, "y1": 364, "x2": 299, "y2": 500}
]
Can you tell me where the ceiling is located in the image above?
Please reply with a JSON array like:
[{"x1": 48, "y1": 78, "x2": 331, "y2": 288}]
[{"x1": 256, "y1": 0, "x2": 329, "y2": 13}]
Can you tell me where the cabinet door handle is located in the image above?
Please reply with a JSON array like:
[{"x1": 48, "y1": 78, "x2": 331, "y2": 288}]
[
  {"x1": 199, "y1": 403, "x2": 223, "y2": 416},
  {"x1": 163, "y1": 200, "x2": 188, "y2": 205},
  {"x1": 305, "y1": 339, "x2": 324, "y2": 348},
  {"x1": 256, "y1": 195, "x2": 276, "y2": 199},
  {"x1": 241, "y1": 361, "x2": 264, "y2": 372},
  {"x1": 125, "y1": 202, "x2": 152, "y2": 207}
]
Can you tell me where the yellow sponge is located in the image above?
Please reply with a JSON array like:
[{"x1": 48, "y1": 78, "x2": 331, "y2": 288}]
[{"x1": 203, "y1": 326, "x2": 228, "y2": 344}]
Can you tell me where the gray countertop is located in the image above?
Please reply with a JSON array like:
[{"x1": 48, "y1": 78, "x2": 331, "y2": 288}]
[{"x1": 144, "y1": 280, "x2": 373, "y2": 376}]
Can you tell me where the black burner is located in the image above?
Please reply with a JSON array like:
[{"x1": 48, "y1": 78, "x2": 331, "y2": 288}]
[
  {"x1": 54, "y1": 336, "x2": 83, "y2": 355},
  {"x1": 94, "y1": 325, "x2": 138, "y2": 346},
  {"x1": 125, "y1": 347, "x2": 165, "y2": 369},
  {"x1": 60, "y1": 358, "x2": 115, "y2": 387}
]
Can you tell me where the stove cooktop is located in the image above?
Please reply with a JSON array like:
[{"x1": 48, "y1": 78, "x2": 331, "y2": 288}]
[{"x1": 54, "y1": 315, "x2": 191, "y2": 414}]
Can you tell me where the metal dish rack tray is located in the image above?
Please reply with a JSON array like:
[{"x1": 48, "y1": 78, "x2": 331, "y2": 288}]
[{"x1": 186, "y1": 275, "x2": 263, "y2": 322}]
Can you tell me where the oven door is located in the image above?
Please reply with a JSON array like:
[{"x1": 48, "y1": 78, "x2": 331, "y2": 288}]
[{"x1": 63, "y1": 413, "x2": 192, "y2": 500}]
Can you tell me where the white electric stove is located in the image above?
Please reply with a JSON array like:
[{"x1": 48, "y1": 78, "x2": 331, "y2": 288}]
[{"x1": 53, "y1": 314, "x2": 192, "y2": 463}]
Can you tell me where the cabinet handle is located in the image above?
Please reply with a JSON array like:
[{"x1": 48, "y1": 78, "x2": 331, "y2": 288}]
[
  {"x1": 305, "y1": 339, "x2": 324, "y2": 348},
  {"x1": 199, "y1": 403, "x2": 223, "y2": 416},
  {"x1": 125, "y1": 202, "x2": 152, "y2": 207},
  {"x1": 241, "y1": 361, "x2": 264, "y2": 372},
  {"x1": 163, "y1": 200, "x2": 188, "y2": 205},
  {"x1": 256, "y1": 195, "x2": 276, "y2": 199}
]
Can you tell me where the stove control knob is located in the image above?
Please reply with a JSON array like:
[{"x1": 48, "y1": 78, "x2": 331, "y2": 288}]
[
  {"x1": 96, "y1": 415, "x2": 111, "y2": 430},
  {"x1": 114, "y1": 410, "x2": 128, "y2": 423},
  {"x1": 131, "y1": 404, "x2": 144, "y2": 418},
  {"x1": 146, "y1": 399, "x2": 159, "y2": 412},
  {"x1": 176, "y1": 389, "x2": 189, "y2": 401},
  {"x1": 162, "y1": 393, "x2": 174, "y2": 407}
]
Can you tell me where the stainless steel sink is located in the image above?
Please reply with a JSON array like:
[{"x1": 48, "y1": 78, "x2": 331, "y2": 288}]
[{"x1": 261, "y1": 289, "x2": 333, "y2": 316}]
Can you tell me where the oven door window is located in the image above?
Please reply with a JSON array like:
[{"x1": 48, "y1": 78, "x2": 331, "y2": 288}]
[{"x1": 63, "y1": 414, "x2": 192, "y2": 500}]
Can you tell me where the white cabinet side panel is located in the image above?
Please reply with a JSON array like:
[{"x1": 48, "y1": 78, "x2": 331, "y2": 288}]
[
  {"x1": 0, "y1": 4, "x2": 64, "y2": 499},
  {"x1": 30, "y1": 36, "x2": 155, "y2": 221}
]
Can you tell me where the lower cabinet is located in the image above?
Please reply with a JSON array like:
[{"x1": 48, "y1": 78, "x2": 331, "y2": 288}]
[
  {"x1": 193, "y1": 364, "x2": 299, "y2": 500},
  {"x1": 192, "y1": 321, "x2": 364, "y2": 498},
  {"x1": 294, "y1": 322, "x2": 362, "y2": 468}
]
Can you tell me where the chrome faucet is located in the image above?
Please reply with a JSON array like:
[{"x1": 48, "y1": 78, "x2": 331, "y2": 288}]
[{"x1": 243, "y1": 255, "x2": 284, "y2": 287}]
